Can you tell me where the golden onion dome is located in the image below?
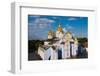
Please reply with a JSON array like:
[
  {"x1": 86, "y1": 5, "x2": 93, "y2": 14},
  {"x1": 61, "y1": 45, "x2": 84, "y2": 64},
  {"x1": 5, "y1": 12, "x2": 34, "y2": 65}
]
[
  {"x1": 66, "y1": 31, "x2": 71, "y2": 35},
  {"x1": 48, "y1": 31, "x2": 52, "y2": 35},
  {"x1": 57, "y1": 24, "x2": 63, "y2": 32},
  {"x1": 48, "y1": 30, "x2": 54, "y2": 35}
]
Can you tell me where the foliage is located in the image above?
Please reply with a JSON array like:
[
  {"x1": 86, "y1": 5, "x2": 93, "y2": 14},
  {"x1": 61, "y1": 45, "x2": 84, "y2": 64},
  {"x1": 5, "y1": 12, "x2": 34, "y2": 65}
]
[
  {"x1": 28, "y1": 40, "x2": 44, "y2": 53},
  {"x1": 78, "y1": 38, "x2": 88, "y2": 47}
]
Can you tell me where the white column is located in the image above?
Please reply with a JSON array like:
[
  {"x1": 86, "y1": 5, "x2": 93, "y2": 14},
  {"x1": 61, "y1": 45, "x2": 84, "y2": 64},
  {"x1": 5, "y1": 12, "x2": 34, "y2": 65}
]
[
  {"x1": 61, "y1": 44, "x2": 65, "y2": 59},
  {"x1": 50, "y1": 49, "x2": 58, "y2": 60},
  {"x1": 64, "y1": 43, "x2": 70, "y2": 59},
  {"x1": 72, "y1": 44, "x2": 78, "y2": 57},
  {"x1": 44, "y1": 47, "x2": 51, "y2": 60}
]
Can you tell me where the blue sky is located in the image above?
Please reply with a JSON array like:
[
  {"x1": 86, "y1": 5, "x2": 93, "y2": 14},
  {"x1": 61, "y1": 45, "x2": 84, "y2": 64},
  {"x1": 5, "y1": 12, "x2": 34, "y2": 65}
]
[{"x1": 28, "y1": 15, "x2": 88, "y2": 40}]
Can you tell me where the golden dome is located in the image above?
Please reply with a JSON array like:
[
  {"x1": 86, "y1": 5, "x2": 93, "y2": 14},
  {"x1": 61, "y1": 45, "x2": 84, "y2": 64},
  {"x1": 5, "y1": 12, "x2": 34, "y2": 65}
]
[
  {"x1": 48, "y1": 30, "x2": 54, "y2": 35},
  {"x1": 66, "y1": 31, "x2": 71, "y2": 35},
  {"x1": 48, "y1": 30, "x2": 52, "y2": 35},
  {"x1": 57, "y1": 24, "x2": 63, "y2": 32},
  {"x1": 65, "y1": 31, "x2": 72, "y2": 41}
]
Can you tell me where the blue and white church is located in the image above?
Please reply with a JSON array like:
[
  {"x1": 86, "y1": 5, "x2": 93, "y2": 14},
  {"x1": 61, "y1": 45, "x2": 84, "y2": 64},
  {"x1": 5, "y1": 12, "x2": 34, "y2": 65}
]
[{"x1": 38, "y1": 24, "x2": 78, "y2": 60}]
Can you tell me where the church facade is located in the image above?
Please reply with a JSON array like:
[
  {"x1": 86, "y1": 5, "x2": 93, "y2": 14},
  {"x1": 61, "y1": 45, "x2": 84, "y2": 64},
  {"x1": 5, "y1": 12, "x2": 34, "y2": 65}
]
[{"x1": 38, "y1": 24, "x2": 79, "y2": 60}]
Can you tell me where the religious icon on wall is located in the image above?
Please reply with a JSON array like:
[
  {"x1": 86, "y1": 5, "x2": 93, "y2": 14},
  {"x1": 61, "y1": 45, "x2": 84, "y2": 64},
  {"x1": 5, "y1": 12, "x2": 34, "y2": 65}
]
[{"x1": 28, "y1": 15, "x2": 88, "y2": 61}]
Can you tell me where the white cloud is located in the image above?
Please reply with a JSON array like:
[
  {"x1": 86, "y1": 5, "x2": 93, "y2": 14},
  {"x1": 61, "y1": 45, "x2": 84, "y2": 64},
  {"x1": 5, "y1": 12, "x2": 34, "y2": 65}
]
[
  {"x1": 28, "y1": 18, "x2": 55, "y2": 40},
  {"x1": 66, "y1": 24, "x2": 73, "y2": 30},
  {"x1": 35, "y1": 18, "x2": 54, "y2": 23},
  {"x1": 67, "y1": 17, "x2": 77, "y2": 21},
  {"x1": 28, "y1": 18, "x2": 55, "y2": 30},
  {"x1": 51, "y1": 17, "x2": 58, "y2": 19},
  {"x1": 33, "y1": 18, "x2": 55, "y2": 29}
]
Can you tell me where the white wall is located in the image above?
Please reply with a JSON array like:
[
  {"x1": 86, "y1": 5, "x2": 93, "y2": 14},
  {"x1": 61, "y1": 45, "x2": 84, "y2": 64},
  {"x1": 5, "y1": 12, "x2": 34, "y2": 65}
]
[{"x1": 0, "y1": 0, "x2": 100, "y2": 76}]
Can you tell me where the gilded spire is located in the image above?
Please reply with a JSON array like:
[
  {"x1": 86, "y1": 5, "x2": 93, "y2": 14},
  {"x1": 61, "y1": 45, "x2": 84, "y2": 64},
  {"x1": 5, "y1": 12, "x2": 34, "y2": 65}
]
[
  {"x1": 58, "y1": 24, "x2": 61, "y2": 27},
  {"x1": 57, "y1": 24, "x2": 62, "y2": 32}
]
